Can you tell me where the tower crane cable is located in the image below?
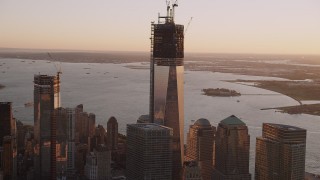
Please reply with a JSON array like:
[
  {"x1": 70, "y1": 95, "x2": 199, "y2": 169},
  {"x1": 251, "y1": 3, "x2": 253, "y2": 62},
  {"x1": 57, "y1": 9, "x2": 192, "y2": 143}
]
[
  {"x1": 47, "y1": 52, "x2": 62, "y2": 77},
  {"x1": 185, "y1": 17, "x2": 193, "y2": 35}
]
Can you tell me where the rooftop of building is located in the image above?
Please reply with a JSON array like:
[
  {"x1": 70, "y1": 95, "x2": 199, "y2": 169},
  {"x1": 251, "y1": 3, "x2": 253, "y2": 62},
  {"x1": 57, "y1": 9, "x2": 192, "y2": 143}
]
[
  {"x1": 34, "y1": 74, "x2": 57, "y2": 79},
  {"x1": 128, "y1": 123, "x2": 171, "y2": 131},
  {"x1": 220, "y1": 115, "x2": 246, "y2": 126},
  {"x1": 0, "y1": 102, "x2": 11, "y2": 105},
  {"x1": 108, "y1": 116, "x2": 118, "y2": 124},
  {"x1": 34, "y1": 74, "x2": 50, "y2": 77},
  {"x1": 264, "y1": 123, "x2": 306, "y2": 131},
  {"x1": 194, "y1": 118, "x2": 211, "y2": 126},
  {"x1": 137, "y1": 114, "x2": 150, "y2": 123}
]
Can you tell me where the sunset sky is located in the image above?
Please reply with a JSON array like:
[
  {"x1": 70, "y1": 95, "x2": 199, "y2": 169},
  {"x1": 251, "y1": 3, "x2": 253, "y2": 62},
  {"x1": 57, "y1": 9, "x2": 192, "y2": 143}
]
[{"x1": 0, "y1": 0, "x2": 319, "y2": 54}]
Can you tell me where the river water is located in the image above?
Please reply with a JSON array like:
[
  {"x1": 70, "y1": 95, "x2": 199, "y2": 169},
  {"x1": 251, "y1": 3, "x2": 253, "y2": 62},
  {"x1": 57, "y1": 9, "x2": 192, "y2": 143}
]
[{"x1": 0, "y1": 58, "x2": 319, "y2": 175}]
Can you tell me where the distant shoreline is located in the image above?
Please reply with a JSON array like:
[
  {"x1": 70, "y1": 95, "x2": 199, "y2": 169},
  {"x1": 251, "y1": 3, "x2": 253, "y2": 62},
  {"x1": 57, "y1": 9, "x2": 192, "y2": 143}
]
[
  {"x1": 1, "y1": 50, "x2": 320, "y2": 65},
  {"x1": 0, "y1": 51, "x2": 150, "y2": 64}
]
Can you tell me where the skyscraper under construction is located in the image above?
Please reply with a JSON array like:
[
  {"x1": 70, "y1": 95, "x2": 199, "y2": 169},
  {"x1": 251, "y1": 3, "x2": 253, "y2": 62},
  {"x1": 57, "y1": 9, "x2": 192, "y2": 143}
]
[
  {"x1": 33, "y1": 74, "x2": 61, "y2": 179},
  {"x1": 149, "y1": 2, "x2": 184, "y2": 179}
]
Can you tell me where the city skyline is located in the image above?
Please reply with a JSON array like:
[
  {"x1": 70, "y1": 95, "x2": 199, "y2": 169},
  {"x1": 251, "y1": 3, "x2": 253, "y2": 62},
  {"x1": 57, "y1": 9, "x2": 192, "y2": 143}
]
[
  {"x1": 1, "y1": 1, "x2": 319, "y2": 179},
  {"x1": 1, "y1": 0, "x2": 320, "y2": 55}
]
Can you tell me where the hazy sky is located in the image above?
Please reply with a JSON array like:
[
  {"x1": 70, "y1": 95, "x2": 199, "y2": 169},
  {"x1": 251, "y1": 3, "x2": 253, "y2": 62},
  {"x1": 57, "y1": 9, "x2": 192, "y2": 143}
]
[{"x1": 0, "y1": 0, "x2": 319, "y2": 54}]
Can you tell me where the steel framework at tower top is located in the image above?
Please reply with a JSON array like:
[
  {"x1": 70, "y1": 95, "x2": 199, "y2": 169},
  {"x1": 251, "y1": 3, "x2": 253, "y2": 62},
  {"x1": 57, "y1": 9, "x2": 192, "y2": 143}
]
[{"x1": 149, "y1": 1, "x2": 184, "y2": 123}]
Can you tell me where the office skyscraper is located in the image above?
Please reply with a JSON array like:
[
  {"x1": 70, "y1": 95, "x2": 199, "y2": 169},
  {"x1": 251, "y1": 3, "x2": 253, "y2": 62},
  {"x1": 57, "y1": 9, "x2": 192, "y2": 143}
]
[
  {"x1": 33, "y1": 74, "x2": 60, "y2": 179},
  {"x1": 186, "y1": 118, "x2": 215, "y2": 180},
  {"x1": 0, "y1": 102, "x2": 17, "y2": 180},
  {"x1": 255, "y1": 123, "x2": 307, "y2": 180},
  {"x1": 213, "y1": 115, "x2": 251, "y2": 180},
  {"x1": 89, "y1": 125, "x2": 106, "y2": 152},
  {"x1": 0, "y1": 102, "x2": 16, "y2": 145},
  {"x1": 66, "y1": 108, "x2": 76, "y2": 178},
  {"x1": 75, "y1": 144, "x2": 88, "y2": 177},
  {"x1": 85, "y1": 152, "x2": 97, "y2": 180},
  {"x1": 84, "y1": 144, "x2": 111, "y2": 180},
  {"x1": 16, "y1": 120, "x2": 25, "y2": 152},
  {"x1": 2, "y1": 136, "x2": 17, "y2": 180},
  {"x1": 51, "y1": 106, "x2": 80, "y2": 178},
  {"x1": 126, "y1": 123, "x2": 172, "y2": 180},
  {"x1": 52, "y1": 107, "x2": 70, "y2": 179},
  {"x1": 95, "y1": 144, "x2": 111, "y2": 180},
  {"x1": 107, "y1": 116, "x2": 118, "y2": 150},
  {"x1": 149, "y1": 3, "x2": 184, "y2": 178},
  {"x1": 75, "y1": 104, "x2": 95, "y2": 144}
]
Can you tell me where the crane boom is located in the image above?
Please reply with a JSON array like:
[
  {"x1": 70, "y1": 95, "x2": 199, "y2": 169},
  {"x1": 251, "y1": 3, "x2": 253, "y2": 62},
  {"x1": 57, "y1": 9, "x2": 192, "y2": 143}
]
[
  {"x1": 185, "y1": 17, "x2": 193, "y2": 35},
  {"x1": 47, "y1": 52, "x2": 62, "y2": 77}
]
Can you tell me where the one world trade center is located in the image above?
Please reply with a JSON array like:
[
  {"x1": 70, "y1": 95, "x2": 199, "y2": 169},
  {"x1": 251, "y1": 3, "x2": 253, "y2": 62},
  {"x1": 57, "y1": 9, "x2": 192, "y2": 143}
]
[{"x1": 149, "y1": 2, "x2": 184, "y2": 179}]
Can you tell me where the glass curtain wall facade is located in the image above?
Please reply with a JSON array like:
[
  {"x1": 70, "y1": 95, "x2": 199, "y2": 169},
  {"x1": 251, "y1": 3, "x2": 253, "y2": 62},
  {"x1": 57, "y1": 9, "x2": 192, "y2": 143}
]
[
  {"x1": 0, "y1": 102, "x2": 17, "y2": 179},
  {"x1": 255, "y1": 123, "x2": 306, "y2": 180},
  {"x1": 107, "y1": 116, "x2": 118, "y2": 150},
  {"x1": 186, "y1": 119, "x2": 215, "y2": 180},
  {"x1": 213, "y1": 115, "x2": 251, "y2": 180},
  {"x1": 150, "y1": 11, "x2": 185, "y2": 179},
  {"x1": 126, "y1": 123, "x2": 173, "y2": 180},
  {"x1": 33, "y1": 74, "x2": 60, "y2": 179},
  {"x1": 66, "y1": 108, "x2": 76, "y2": 177}
]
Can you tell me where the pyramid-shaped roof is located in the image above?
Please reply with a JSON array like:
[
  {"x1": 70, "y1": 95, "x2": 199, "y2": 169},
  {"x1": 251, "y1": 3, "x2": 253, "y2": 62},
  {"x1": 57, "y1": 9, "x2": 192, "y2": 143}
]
[{"x1": 220, "y1": 115, "x2": 245, "y2": 126}]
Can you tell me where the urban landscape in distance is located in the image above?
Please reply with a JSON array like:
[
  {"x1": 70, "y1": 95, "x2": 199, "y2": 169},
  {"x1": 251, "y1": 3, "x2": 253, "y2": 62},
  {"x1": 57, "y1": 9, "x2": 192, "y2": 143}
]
[{"x1": 1, "y1": 0, "x2": 320, "y2": 180}]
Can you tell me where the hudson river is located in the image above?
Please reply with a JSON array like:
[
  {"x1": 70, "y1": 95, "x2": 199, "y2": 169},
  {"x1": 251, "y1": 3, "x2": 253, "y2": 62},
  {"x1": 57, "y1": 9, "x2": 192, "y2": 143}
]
[{"x1": 1, "y1": 58, "x2": 319, "y2": 175}]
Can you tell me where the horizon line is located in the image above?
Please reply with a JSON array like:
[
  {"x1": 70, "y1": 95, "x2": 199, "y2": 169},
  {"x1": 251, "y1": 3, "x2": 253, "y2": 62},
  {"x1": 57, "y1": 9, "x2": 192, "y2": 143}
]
[{"x1": 0, "y1": 47, "x2": 319, "y2": 57}]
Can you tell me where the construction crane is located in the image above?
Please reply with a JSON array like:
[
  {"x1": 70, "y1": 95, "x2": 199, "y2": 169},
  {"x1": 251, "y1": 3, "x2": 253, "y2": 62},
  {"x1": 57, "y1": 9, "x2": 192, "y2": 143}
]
[
  {"x1": 185, "y1": 17, "x2": 193, "y2": 35},
  {"x1": 172, "y1": 0, "x2": 178, "y2": 21},
  {"x1": 47, "y1": 52, "x2": 62, "y2": 107},
  {"x1": 164, "y1": 0, "x2": 192, "y2": 35},
  {"x1": 47, "y1": 52, "x2": 62, "y2": 78},
  {"x1": 165, "y1": 0, "x2": 178, "y2": 22}
]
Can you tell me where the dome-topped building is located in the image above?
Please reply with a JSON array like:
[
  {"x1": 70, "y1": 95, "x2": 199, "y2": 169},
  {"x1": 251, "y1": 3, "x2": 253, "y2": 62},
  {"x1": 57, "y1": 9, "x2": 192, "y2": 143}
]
[
  {"x1": 186, "y1": 118, "x2": 216, "y2": 180},
  {"x1": 194, "y1": 118, "x2": 211, "y2": 127}
]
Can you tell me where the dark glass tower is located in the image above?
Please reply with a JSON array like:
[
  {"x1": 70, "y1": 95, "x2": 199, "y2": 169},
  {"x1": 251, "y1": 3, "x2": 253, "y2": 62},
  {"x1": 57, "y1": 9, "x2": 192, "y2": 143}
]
[
  {"x1": 213, "y1": 115, "x2": 251, "y2": 180},
  {"x1": 0, "y1": 102, "x2": 17, "y2": 180},
  {"x1": 33, "y1": 74, "x2": 60, "y2": 180},
  {"x1": 149, "y1": 2, "x2": 184, "y2": 179},
  {"x1": 126, "y1": 123, "x2": 173, "y2": 180},
  {"x1": 107, "y1": 116, "x2": 118, "y2": 150},
  {"x1": 0, "y1": 102, "x2": 16, "y2": 146}
]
